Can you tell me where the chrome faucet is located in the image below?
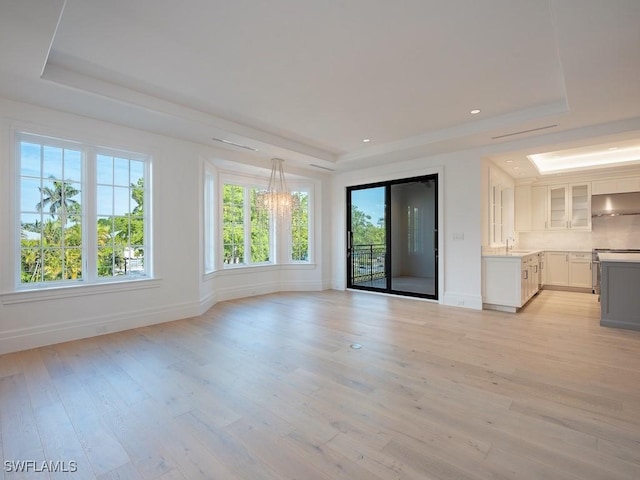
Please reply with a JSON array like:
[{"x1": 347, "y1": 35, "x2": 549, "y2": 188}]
[{"x1": 505, "y1": 236, "x2": 515, "y2": 253}]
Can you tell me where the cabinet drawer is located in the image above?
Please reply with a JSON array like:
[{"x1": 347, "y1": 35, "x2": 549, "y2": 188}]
[{"x1": 570, "y1": 252, "x2": 590, "y2": 262}]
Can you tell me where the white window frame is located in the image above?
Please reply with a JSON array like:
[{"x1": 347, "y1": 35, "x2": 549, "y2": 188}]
[
  {"x1": 205, "y1": 170, "x2": 314, "y2": 272},
  {"x1": 203, "y1": 164, "x2": 216, "y2": 275},
  {"x1": 220, "y1": 173, "x2": 274, "y2": 269},
  {"x1": 287, "y1": 184, "x2": 314, "y2": 264},
  {"x1": 13, "y1": 131, "x2": 152, "y2": 291}
]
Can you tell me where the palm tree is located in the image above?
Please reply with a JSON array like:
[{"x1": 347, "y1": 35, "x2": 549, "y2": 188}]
[{"x1": 36, "y1": 177, "x2": 80, "y2": 226}]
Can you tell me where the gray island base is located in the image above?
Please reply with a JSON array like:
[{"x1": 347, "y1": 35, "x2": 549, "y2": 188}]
[{"x1": 599, "y1": 253, "x2": 640, "y2": 331}]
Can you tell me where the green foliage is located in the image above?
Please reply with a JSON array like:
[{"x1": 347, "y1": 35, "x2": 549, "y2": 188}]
[
  {"x1": 351, "y1": 204, "x2": 385, "y2": 246},
  {"x1": 222, "y1": 184, "x2": 245, "y2": 264},
  {"x1": 250, "y1": 188, "x2": 270, "y2": 263},
  {"x1": 291, "y1": 192, "x2": 309, "y2": 261},
  {"x1": 36, "y1": 178, "x2": 81, "y2": 226},
  {"x1": 21, "y1": 177, "x2": 145, "y2": 283}
]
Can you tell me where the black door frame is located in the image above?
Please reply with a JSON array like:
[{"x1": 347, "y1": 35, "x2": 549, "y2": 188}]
[{"x1": 346, "y1": 174, "x2": 438, "y2": 300}]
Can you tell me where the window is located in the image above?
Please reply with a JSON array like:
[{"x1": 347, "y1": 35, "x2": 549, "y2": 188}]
[
  {"x1": 203, "y1": 168, "x2": 215, "y2": 274},
  {"x1": 17, "y1": 133, "x2": 149, "y2": 287},
  {"x1": 96, "y1": 154, "x2": 146, "y2": 277},
  {"x1": 222, "y1": 183, "x2": 271, "y2": 266},
  {"x1": 291, "y1": 191, "x2": 309, "y2": 262}
]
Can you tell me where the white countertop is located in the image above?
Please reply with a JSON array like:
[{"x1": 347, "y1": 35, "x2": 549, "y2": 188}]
[
  {"x1": 482, "y1": 249, "x2": 590, "y2": 258},
  {"x1": 598, "y1": 252, "x2": 640, "y2": 263},
  {"x1": 482, "y1": 250, "x2": 540, "y2": 258}
]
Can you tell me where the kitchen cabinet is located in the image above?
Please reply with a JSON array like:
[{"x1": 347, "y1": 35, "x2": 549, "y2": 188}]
[
  {"x1": 489, "y1": 167, "x2": 514, "y2": 245},
  {"x1": 514, "y1": 185, "x2": 531, "y2": 232},
  {"x1": 569, "y1": 252, "x2": 592, "y2": 288},
  {"x1": 544, "y1": 251, "x2": 592, "y2": 288},
  {"x1": 482, "y1": 252, "x2": 540, "y2": 312},
  {"x1": 531, "y1": 186, "x2": 548, "y2": 230},
  {"x1": 545, "y1": 252, "x2": 570, "y2": 286},
  {"x1": 514, "y1": 184, "x2": 562, "y2": 232},
  {"x1": 548, "y1": 183, "x2": 591, "y2": 230},
  {"x1": 525, "y1": 253, "x2": 540, "y2": 300},
  {"x1": 592, "y1": 176, "x2": 640, "y2": 195},
  {"x1": 599, "y1": 253, "x2": 640, "y2": 331}
]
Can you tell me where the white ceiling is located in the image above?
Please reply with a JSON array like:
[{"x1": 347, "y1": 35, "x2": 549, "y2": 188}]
[{"x1": 1, "y1": 0, "x2": 640, "y2": 175}]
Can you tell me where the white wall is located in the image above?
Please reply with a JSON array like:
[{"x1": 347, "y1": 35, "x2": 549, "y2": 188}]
[
  {"x1": 0, "y1": 98, "x2": 328, "y2": 354},
  {"x1": 331, "y1": 151, "x2": 483, "y2": 309}
]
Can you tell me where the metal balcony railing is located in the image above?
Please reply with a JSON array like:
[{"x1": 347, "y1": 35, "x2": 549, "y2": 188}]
[{"x1": 351, "y1": 244, "x2": 386, "y2": 285}]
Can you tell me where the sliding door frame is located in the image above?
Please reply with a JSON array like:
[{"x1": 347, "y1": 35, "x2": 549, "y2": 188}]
[{"x1": 346, "y1": 174, "x2": 438, "y2": 300}]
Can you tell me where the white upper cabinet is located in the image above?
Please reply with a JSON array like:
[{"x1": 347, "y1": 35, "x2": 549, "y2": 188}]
[
  {"x1": 547, "y1": 183, "x2": 591, "y2": 231},
  {"x1": 531, "y1": 185, "x2": 548, "y2": 230},
  {"x1": 592, "y1": 176, "x2": 640, "y2": 195},
  {"x1": 488, "y1": 166, "x2": 514, "y2": 245},
  {"x1": 514, "y1": 184, "x2": 549, "y2": 232}
]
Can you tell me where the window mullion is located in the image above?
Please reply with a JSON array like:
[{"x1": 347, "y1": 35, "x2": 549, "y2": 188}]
[
  {"x1": 244, "y1": 186, "x2": 251, "y2": 265},
  {"x1": 84, "y1": 148, "x2": 97, "y2": 282}
]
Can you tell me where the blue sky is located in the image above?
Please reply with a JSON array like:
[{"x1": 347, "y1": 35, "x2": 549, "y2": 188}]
[
  {"x1": 20, "y1": 142, "x2": 143, "y2": 222},
  {"x1": 351, "y1": 186, "x2": 385, "y2": 225}
]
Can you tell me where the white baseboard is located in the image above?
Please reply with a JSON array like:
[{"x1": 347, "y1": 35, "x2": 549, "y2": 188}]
[
  {"x1": 0, "y1": 300, "x2": 204, "y2": 355},
  {"x1": 197, "y1": 291, "x2": 218, "y2": 315},
  {"x1": 215, "y1": 281, "x2": 280, "y2": 302},
  {"x1": 443, "y1": 292, "x2": 483, "y2": 310},
  {"x1": 279, "y1": 280, "x2": 325, "y2": 291}
]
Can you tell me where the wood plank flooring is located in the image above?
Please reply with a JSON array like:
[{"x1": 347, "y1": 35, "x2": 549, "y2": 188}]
[{"x1": 1, "y1": 289, "x2": 639, "y2": 479}]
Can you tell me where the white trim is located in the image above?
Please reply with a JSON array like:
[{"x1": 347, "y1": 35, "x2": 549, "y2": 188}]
[
  {"x1": 443, "y1": 292, "x2": 483, "y2": 310},
  {"x1": 0, "y1": 290, "x2": 198, "y2": 355},
  {"x1": 203, "y1": 164, "x2": 216, "y2": 274},
  {"x1": 1, "y1": 278, "x2": 161, "y2": 305},
  {"x1": 13, "y1": 130, "x2": 152, "y2": 290}
]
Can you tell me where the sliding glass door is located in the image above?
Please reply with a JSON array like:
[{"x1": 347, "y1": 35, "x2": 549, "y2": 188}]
[{"x1": 347, "y1": 175, "x2": 438, "y2": 299}]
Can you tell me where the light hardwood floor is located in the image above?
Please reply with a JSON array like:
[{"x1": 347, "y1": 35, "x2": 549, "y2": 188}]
[{"x1": 1, "y1": 289, "x2": 639, "y2": 479}]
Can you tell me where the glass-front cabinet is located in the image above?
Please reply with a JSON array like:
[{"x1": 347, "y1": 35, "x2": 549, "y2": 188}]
[{"x1": 547, "y1": 183, "x2": 591, "y2": 231}]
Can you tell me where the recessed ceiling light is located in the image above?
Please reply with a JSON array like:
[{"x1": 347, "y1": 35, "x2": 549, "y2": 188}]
[
  {"x1": 362, "y1": 138, "x2": 371, "y2": 143},
  {"x1": 470, "y1": 109, "x2": 481, "y2": 115},
  {"x1": 608, "y1": 147, "x2": 618, "y2": 151},
  {"x1": 506, "y1": 160, "x2": 514, "y2": 163},
  {"x1": 513, "y1": 166, "x2": 520, "y2": 170}
]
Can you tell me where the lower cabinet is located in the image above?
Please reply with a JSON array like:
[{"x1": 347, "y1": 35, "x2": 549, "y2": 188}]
[
  {"x1": 544, "y1": 251, "x2": 592, "y2": 288},
  {"x1": 483, "y1": 253, "x2": 540, "y2": 312},
  {"x1": 545, "y1": 252, "x2": 570, "y2": 286},
  {"x1": 569, "y1": 252, "x2": 592, "y2": 288},
  {"x1": 483, "y1": 251, "x2": 591, "y2": 312}
]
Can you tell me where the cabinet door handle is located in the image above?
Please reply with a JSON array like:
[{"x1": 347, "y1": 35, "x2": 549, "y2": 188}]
[{"x1": 523, "y1": 270, "x2": 528, "y2": 280}]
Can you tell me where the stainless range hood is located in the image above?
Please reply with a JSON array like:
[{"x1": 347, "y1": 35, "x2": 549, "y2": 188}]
[{"x1": 592, "y1": 191, "x2": 640, "y2": 217}]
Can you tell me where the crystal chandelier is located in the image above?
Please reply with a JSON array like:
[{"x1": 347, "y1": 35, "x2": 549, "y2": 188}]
[{"x1": 258, "y1": 158, "x2": 298, "y2": 219}]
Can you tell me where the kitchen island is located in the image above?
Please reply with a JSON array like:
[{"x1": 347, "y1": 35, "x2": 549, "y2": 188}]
[{"x1": 599, "y1": 253, "x2": 640, "y2": 331}]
